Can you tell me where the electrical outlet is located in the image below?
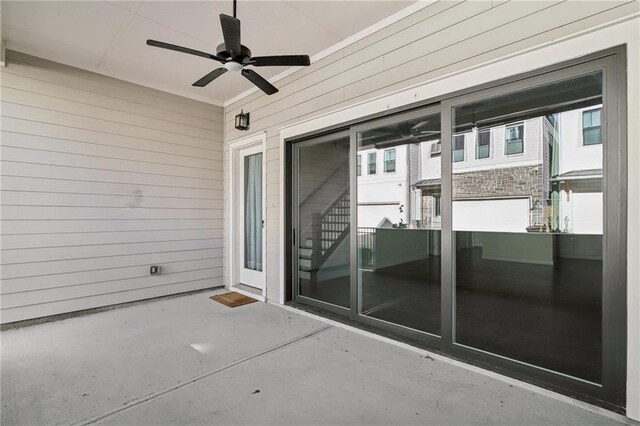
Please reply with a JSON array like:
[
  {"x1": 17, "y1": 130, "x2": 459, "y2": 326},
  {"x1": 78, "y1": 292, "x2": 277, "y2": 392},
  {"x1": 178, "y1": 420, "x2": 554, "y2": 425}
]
[{"x1": 149, "y1": 265, "x2": 160, "y2": 275}]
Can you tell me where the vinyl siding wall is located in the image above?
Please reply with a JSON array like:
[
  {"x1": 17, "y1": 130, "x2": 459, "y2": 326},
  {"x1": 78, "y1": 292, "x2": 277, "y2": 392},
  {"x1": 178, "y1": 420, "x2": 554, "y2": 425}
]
[
  {"x1": 0, "y1": 51, "x2": 225, "y2": 324},
  {"x1": 223, "y1": 0, "x2": 639, "y2": 303}
]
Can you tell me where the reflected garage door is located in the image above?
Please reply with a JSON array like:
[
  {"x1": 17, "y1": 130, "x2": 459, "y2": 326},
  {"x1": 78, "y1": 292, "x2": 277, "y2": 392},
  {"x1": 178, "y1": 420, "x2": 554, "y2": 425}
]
[{"x1": 453, "y1": 198, "x2": 529, "y2": 233}]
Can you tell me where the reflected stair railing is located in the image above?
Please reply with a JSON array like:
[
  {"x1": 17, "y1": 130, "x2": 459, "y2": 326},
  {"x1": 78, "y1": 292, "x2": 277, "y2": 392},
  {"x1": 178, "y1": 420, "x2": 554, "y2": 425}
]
[{"x1": 298, "y1": 188, "x2": 350, "y2": 285}]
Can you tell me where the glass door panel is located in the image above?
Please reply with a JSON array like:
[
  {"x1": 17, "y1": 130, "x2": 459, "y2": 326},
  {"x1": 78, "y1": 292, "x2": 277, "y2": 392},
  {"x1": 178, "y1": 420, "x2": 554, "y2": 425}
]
[
  {"x1": 294, "y1": 132, "x2": 351, "y2": 308},
  {"x1": 244, "y1": 153, "x2": 263, "y2": 272},
  {"x1": 451, "y1": 72, "x2": 604, "y2": 383},
  {"x1": 356, "y1": 111, "x2": 442, "y2": 335}
]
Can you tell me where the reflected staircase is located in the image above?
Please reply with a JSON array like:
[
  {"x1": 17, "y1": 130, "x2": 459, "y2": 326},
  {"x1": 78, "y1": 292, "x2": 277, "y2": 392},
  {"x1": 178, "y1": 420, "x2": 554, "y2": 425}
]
[{"x1": 298, "y1": 189, "x2": 350, "y2": 284}]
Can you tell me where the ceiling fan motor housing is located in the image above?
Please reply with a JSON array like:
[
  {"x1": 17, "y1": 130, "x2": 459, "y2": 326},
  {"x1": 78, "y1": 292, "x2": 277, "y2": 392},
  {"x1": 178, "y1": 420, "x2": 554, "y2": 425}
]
[{"x1": 216, "y1": 43, "x2": 252, "y2": 64}]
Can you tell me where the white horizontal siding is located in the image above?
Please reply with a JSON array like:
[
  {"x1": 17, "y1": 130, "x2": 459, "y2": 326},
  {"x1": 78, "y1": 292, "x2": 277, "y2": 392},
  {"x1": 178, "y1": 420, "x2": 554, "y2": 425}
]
[
  {"x1": 1, "y1": 192, "x2": 221, "y2": 210},
  {"x1": 222, "y1": 0, "x2": 638, "y2": 302},
  {"x1": 1, "y1": 161, "x2": 222, "y2": 189},
  {"x1": 1, "y1": 249, "x2": 224, "y2": 280},
  {"x1": 3, "y1": 219, "x2": 223, "y2": 234},
  {"x1": 0, "y1": 51, "x2": 224, "y2": 323},
  {"x1": 1, "y1": 278, "x2": 223, "y2": 323},
  {"x1": 3, "y1": 50, "x2": 222, "y2": 121},
  {"x1": 2, "y1": 258, "x2": 223, "y2": 292},
  {"x1": 1, "y1": 176, "x2": 222, "y2": 199},
  {"x1": 2, "y1": 117, "x2": 221, "y2": 160}
]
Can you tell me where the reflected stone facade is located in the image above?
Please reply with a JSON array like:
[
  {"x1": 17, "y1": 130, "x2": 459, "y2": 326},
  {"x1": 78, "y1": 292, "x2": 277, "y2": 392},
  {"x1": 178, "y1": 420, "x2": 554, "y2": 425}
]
[
  {"x1": 452, "y1": 165, "x2": 546, "y2": 227},
  {"x1": 417, "y1": 165, "x2": 548, "y2": 230}
]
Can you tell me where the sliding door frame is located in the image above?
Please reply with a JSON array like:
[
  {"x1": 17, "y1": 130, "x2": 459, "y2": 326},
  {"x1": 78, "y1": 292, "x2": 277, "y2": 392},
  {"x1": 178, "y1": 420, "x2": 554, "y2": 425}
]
[{"x1": 286, "y1": 46, "x2": 626, "y2": 411}]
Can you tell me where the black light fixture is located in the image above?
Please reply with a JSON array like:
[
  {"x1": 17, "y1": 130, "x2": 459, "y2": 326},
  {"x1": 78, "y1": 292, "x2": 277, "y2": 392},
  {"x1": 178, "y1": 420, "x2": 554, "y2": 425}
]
[{"x1": 235, "y1": 110, "x2": 250, "y2": 131}]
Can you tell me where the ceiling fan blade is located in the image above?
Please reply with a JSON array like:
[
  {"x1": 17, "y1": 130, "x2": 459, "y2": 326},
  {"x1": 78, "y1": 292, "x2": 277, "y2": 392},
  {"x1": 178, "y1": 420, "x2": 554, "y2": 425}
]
[
  {"x1": 220, "y1": 14, "x2": 241, "y2": 57},
  {"x1": 241, "y1": 69, "x2": 278, "y2": 95},
  {"x1": 147, "y1": 39, "x2": 220, "y2": 61},
  {"x1": 250, "y1": 55, "x2": 311, "y2": 67},
  {"x1": 410, "y1": 120, "x2": 431, "y2": 131},
  {"x1": 193, "y1": 68, "x2": 228, "y2": 87}
]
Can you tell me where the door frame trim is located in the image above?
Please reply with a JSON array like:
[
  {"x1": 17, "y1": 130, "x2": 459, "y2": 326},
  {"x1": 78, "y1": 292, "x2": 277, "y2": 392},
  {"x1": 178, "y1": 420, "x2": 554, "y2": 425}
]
[{"x1": 228, "y1": 131, "x2": 267, "y2": 300}]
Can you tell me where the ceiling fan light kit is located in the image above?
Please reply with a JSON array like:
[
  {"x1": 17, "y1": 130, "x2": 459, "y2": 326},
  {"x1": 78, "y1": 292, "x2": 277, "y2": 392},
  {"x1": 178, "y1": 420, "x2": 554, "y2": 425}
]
[
  {"x1": 224, "y1": 61, "x2": 244, "y2": 72},
  {"x1": 146, "y1": 0, "x2": 311, "y2": 96}
]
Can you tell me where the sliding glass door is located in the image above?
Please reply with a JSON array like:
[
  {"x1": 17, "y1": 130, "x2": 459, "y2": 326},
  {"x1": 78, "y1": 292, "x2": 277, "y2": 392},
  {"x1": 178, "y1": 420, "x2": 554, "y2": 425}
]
[
  {"x1": 292, "y1": 131, "x2": 351, "y2": 311},
  {"x1": 450, "y1": 71, "x2": 606, "y2": 383},
  {"x1": 289, "y1": 50, "x2": 625, "y2": 408},
  {"x1": 442, "y1": 56, "x2": 626, "y2": 407},
  {"x1": 353, "y1": 108, "x2": 442, "y2": 336}
]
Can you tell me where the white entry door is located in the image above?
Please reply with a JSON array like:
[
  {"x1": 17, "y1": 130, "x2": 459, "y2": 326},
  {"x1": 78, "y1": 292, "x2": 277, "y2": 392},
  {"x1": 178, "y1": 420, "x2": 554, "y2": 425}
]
[{"x1": 235, "y1": 144, "x2": 265, "y2": 290}]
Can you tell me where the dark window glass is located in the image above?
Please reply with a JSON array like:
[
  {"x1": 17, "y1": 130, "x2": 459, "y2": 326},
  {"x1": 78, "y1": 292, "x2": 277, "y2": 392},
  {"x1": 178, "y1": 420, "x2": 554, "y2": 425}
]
[
  {"x1": 546, "y1": 114, "x2": 557, "y2": 127},
  {"x1": 452, "y1": 72, "x2": 604, "y2": 383},
  {"x1": 357, "y1": 155, "x2": 362, "y2": 176},
  {"x1": 296, "y1": 133, "x2": 351, "y2": 308},
  {"x1": 357, "y1": 112, "x2": 441, "y2": 335},
  {"x1": 384, "y1": 149, "x2": 396, "y2": 173},
  {"x1": 434, "y1": 195, "x2": 441, "y2": 217},
  {"x1": 505, "y1": 124, "x2": 524, "y2": 155},
  {"x1": 476, "y1": 129, "x2": 490, "y2": 159},
  {"x1": 452, "y1": 135, "x2": 465, "y2": 162},
  {"x1": 583, "y1": 108, "x2": 602, "y2": 145},
  {"x1": 368, "y1": 152, "x2": 376, "y2": 174},
  {"x1": 431, "y1": 141, "x2": 441, "y2": 157}
]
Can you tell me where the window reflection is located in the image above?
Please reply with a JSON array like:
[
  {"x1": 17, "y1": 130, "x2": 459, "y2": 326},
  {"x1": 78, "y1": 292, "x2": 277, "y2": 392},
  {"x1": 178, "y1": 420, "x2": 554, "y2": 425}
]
[
  {"x1": 582, "y1": 108, "x2": 603, "y2": 146},
  {"x1": 368, "y1": 152, "x2": 377, "y2": 175},
  {"x1": 505, "y1": 123, "x2": 525, "y2": 155},
  {"x1": 476, "y1": 129, "x2": 491, "y2": 159},
  {"x1": 384, "y1": 149, "x2": 396, "y2": 173}
]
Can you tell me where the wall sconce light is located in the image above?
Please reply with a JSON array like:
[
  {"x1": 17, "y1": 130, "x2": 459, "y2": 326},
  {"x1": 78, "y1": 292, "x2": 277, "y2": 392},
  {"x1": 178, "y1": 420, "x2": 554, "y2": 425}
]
[{"x1": 235, "y1": 110, "x2": 250, "y2": 131}]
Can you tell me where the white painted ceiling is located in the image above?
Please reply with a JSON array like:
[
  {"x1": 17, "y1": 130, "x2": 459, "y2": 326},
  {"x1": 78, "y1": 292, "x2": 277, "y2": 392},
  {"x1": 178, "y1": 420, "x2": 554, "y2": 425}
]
[{"x1": 1, "y1": 1, "x2": 414, "y2": 105}]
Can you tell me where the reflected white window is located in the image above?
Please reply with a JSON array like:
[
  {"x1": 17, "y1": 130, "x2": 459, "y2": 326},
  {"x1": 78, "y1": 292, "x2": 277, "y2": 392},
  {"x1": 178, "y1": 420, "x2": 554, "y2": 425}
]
[
  {"x1": 505, "y1": 123, "x2": 524, "y2": 155},
  {"x1": 476, "y1": 129, "x2": 490, "y2": 159},
  {"x1": 430, "y1": 141, "x2": 442, "y2": 158},
  {"x1": 384, "y1": 149, "x2": 396, "y2": 173},
  {"x1": 357, "y1": 155, "x2": 362, "y2": 176},
  {"x1": 583, "y1": 108, "x2": 602, "y2": 145},
  {"x1": 453, "y1": 134, "x2": 465, "y2": 162},
  {"x1": 368, "y1": 152, "x2": 376, "y2": 174}
]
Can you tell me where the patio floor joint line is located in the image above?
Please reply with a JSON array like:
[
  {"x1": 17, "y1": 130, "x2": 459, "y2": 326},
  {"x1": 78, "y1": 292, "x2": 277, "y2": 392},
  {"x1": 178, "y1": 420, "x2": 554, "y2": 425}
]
[{"x1": 72, "y1": 324, "x2": 333, "y2": 425}]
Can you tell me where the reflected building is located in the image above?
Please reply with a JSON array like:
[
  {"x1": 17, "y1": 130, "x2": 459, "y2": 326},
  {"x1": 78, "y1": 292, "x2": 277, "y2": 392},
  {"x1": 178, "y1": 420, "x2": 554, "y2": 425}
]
[{"x1": 358, "y1": 106, "x2": 603, "y2": 236}]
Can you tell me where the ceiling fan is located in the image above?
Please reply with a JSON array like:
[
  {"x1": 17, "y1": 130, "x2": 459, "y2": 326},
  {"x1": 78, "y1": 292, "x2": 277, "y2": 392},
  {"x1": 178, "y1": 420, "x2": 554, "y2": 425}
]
[
  {"x1": 362, "y1": 120, "x2": 442, "y2": 148},
  {"x1": 146, "y1": 0, "x2": 310, "y2": 95}
]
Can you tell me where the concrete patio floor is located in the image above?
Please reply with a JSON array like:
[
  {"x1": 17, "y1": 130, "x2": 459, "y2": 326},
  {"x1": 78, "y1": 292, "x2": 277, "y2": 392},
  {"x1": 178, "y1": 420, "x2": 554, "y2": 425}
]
[{"x1": 0, "y1": 289, "x2": 633, "y2": 426}]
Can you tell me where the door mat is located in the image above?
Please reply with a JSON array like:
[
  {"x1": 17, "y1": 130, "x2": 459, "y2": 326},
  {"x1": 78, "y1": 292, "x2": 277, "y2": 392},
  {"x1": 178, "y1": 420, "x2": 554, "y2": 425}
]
[{"x1": 210, "y1": 292, "x2": 258, "y2": 308}]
